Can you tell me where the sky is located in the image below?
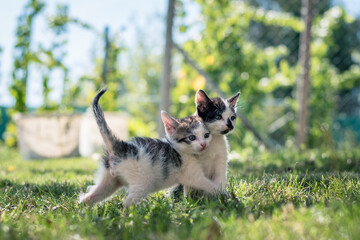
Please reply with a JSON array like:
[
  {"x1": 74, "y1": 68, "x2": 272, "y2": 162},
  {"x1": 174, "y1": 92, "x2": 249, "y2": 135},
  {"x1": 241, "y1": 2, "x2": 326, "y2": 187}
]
[{"x1": 0, "y1": 0, "x2": 359, "y2": 108}]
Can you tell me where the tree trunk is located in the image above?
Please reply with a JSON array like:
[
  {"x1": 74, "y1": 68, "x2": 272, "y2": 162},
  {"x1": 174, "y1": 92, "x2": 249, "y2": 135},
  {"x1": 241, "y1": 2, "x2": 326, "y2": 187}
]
[
  {"x1": 158, "y1": 0, "x2": 175, "y2": 136},
  {"x1": 297, "y1": 0, "x2": 313, "y2": 149}
]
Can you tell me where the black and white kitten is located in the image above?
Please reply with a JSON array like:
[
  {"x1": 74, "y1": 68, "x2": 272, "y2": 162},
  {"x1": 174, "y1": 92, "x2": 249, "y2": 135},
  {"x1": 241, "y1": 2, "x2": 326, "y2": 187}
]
[
  {"x1": 175, "y1": 89, "x2": 240, "y2": 197},
  {"x1": 79, "y1": 88, "x2": 221, "y2": 206}
]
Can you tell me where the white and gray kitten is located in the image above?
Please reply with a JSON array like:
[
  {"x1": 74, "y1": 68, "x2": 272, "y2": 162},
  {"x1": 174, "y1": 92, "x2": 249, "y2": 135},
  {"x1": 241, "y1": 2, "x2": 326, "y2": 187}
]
[
  {"x1": 79, "y1": 88, "x2": 221, "y2": 206},
  {"x1": 174, "y1": 89, "x2": 240, "y2": 197}
]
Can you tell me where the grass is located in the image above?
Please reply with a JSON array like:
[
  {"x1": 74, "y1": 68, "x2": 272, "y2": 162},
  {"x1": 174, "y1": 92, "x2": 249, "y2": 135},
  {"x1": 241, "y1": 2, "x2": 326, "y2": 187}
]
[{"x1": 0, "y1": 146, "x2": 359, "y2": 239}]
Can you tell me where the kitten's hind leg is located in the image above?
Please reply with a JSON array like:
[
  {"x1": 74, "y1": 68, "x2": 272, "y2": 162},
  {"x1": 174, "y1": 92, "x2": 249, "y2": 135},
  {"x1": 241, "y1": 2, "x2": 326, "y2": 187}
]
[
  {"x1": 124, "y1": 185, "x2": 150, "y2": 207},
  {"x1": 79, "y1": 169, "x2": 122, "y2": 205}
]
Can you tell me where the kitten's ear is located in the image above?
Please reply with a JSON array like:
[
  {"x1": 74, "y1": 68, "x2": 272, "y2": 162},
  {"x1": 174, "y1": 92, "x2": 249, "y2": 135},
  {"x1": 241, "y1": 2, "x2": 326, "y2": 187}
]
[
  {"x1": 161, "y1": 111, "x2": 180, "y2": 135},
  {"x1": 195, "y1": 89, "x2": 212, "y2": 107},
  {"x1": 227, "y1": 91, "x2": 241, "y2": 108}
]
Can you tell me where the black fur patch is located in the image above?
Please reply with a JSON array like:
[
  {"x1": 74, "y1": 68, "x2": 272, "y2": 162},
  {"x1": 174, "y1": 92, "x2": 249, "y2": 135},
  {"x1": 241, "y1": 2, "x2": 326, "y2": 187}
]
[
  {"x1": 177, "y1": 137, "x2": 191, "y2": 144},
  {"x1": 226, "y1": 119, "x2": 233, "y2": 129},
  {"x1": 132, "y1": 137, "x2": 182, "y2": 180},
  {"x1": 178, "y1": 116, "x2": 201, "y2": 131},
  {"x1": 113, "y1": 141, "x2": 138, "y2": 159},
  {"x1": 197, "y1": 97, "x2": 226, "y2": 123},
  {"x1": 102, "y1": 140, "x2": 139, "y2": 168},
  {"x1": 220, "y1": 129, "x2": 230, "y2": 135},
  {"x1": 102, "y1": 153, "x2": 110, "y2": 169}
]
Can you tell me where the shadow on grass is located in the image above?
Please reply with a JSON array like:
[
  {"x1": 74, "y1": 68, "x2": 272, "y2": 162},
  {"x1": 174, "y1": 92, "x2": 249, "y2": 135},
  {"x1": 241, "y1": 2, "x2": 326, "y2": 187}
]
[{"x1": 0, "y1": 178, "x2": 88, "y2": 201}]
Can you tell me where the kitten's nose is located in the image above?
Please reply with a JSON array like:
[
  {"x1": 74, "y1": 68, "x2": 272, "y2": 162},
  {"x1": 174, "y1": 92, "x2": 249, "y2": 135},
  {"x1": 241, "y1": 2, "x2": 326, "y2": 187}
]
[
  {"x1": 226, "y1": 119, "x2": 234, "y2": 130},
  {"x1": 200, "y1": 143, "x2": 206, "y2": 149}
]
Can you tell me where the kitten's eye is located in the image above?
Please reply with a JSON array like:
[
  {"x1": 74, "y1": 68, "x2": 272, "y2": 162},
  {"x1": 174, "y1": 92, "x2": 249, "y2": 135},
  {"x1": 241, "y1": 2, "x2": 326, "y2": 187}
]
[
  {"x1": 204, "y1": 133, "x2": 210, "y2": 138},
  {"x1": 231, "y1": 115, "x2": 236, "y2": 121},
  {"x1": 215, "y1": 115, "x2": 222, "y2": 120},
  {"x1": 188, "y1": 135, "x2": 196, "y2": 141}
]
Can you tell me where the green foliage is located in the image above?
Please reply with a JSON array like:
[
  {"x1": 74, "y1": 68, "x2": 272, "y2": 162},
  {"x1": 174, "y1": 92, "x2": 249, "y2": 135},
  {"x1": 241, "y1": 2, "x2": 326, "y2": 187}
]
[
  {"x1": 173, "y1": 0, "x2": 296, "y2": 146},
  {"x1": 3, "y1": 121, "x2": 17, "y2": 148},
  {"x1": 123, "y1": 27, "x2": 162, "y2": 138},
  {"x1": 11, "y1": 0, "x2": 45, "y2": 113},
  {"x1": 32, "y1": 43, "x2": 68, "y2": 112},
  {"x1": 9, "y1": 1, "x2": 94, "y2": 114},
  {"x1": 67, "y1": 29, "x2": 125, "y2": 112},
  {"x1": 174, "y1": 0, "x2": 360, "y2": 148},
  {"x1": 4, "y1": 0, "x2": 360, "y2": 149},
  {"x1": 338, "y1": 66, "x2": 360, "y2": 90},
  {"x1": 5, "y1": 1, "x2": 93, "y2": 147},
  {"x1": 0, "y1": 147, "x2": 359, "y2": 239},
  {"x1": 246, "y1": 0, "x2": 332, "y2": 17},
  {"x1": 6, "y1": 0, "x2": 45, "y2": 147},
  {"x1": 319, "y1": 7, "x2": 360, "y2": 72},
  {"x1": 48, "y1": 4, "x2": 93, "y2": 35},
  {"x1": 41, "y1": 3, "x2": 94, "y2": 112}
]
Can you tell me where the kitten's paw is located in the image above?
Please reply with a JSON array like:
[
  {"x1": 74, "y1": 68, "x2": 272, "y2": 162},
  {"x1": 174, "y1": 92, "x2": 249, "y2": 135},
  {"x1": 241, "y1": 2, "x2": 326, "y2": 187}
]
[
  {"x1": 77, "y1": 192, "x2": 95, "y2": 206},
  {"x1": 77, "y1": 192, "x2": 88, "y2": 204}
]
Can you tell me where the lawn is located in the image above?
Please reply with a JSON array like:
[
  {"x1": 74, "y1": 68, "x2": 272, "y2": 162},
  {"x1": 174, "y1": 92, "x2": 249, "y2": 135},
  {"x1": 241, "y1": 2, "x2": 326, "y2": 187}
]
[{"x1": 0, "y1": 146, "x2": 359, "y2": 239}]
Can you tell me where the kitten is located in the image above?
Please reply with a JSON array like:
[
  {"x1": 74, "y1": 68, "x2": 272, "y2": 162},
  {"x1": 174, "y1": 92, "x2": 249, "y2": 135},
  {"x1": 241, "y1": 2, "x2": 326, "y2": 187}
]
[
  {"x1": 174, "y1": 89, "x2": 240, "y2": 197},
  {"x1": 79, "y1": 88, "x2": 221, "y2": 206}
]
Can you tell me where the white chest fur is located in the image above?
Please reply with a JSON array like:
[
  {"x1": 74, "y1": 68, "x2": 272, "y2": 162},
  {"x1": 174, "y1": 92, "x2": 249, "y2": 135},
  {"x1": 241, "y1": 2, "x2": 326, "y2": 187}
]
[{"x1": 196, "y1": 134, "x2": 229, "y2": 189}]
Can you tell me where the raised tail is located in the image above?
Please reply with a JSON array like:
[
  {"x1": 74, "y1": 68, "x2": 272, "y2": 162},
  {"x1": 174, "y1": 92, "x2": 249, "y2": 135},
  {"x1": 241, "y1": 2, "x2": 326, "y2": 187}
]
[{"x1": 92, "y1": 88, "x2": 117, "y2": 155}]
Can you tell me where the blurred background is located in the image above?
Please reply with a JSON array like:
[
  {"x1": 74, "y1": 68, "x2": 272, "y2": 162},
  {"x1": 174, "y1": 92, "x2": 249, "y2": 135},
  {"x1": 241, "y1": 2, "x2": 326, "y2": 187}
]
[{"x1": 0, "y1": 0, "x2": 360, "y2": 164}]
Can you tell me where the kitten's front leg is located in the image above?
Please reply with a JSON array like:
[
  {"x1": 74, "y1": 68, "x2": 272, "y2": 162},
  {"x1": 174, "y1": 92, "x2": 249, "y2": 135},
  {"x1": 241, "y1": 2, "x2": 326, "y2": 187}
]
[
  {"x1": 179, "y1": 163, "x2": 220, "y2": 194},
  {"x1": 180, "y1": 175, "x2": 219, "y2": 194},
  {"x1": 211, "y1": 153, "x2": 228, "y2": 191}
]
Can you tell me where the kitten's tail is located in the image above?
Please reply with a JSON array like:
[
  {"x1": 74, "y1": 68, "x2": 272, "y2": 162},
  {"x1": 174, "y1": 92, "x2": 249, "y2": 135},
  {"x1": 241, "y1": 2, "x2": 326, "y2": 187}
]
[{"x1": 92, "y1": 88, "x2": 117, "y2": 155}]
